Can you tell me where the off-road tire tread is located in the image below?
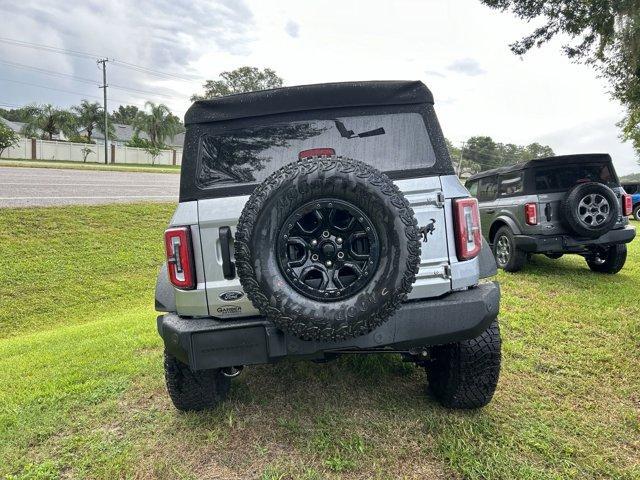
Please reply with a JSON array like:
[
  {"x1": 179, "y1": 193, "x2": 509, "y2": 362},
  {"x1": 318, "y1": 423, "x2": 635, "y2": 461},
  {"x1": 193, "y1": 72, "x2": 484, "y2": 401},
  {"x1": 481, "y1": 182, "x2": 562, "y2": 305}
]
[
  {"x1": 586, "y1": 243, "x2": 627, "y2": 274},
  {"x1": 164, "y1": 353, "x2": 230, "y2": 412},
  {"x1": 235, "y1": 156, "x2": 421, "y2": 341},
  {"x1": 493, "y1": 226, "x2": 526, "y2": 272},
  {"x1": 426, "y1": 319, "x2": 501, "y2": 409}
]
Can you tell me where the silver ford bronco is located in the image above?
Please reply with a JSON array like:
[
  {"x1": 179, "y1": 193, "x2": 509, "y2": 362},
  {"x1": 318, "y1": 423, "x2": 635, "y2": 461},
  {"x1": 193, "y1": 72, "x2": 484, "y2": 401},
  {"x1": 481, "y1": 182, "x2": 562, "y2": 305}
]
[{"x1": 156, "y1": 81, "x2": 501, "y2": 411}]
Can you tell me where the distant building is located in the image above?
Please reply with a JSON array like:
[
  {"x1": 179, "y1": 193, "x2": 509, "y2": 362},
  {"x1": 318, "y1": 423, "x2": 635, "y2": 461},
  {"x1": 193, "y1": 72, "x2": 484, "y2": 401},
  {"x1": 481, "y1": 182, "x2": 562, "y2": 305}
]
[
  {"x1": 0, "y1": 116, "x2": 46, "y2": 138},
  {"x1": 166, "y1": 132, "x2": 185, "y2": 149},
  {"x1": 0, "y1": 117, "x2": 28, "y2": 136}
]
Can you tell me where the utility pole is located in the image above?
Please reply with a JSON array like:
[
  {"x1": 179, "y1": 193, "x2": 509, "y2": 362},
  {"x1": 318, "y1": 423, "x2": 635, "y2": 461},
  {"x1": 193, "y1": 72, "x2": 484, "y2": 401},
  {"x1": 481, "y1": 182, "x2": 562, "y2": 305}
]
[
  {"x1": 97, "y1": 58, "x2": 109, "y2": 165},
  {"x1": 457, "y1": 142, "x2": 465, "y2": 177}
]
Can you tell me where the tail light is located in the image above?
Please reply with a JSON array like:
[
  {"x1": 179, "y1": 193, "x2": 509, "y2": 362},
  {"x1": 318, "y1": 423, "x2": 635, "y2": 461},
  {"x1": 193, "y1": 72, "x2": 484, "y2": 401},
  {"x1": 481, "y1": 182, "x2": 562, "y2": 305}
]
[
  {"x1": 298, "y1": 147, "x2": 335, "y2": 160},
  {"x1": 623, "y1": 194, "x2": 632, "y2": 216},
  {"x1": 525, "y1": 203, "x2": 538, "y2": 225},
  {"x1": 164, "y1": 227, "x2": 195, "y2": 289},
  {"x1": 453, "y1": 197, "x2": 481, "y2": 260}
]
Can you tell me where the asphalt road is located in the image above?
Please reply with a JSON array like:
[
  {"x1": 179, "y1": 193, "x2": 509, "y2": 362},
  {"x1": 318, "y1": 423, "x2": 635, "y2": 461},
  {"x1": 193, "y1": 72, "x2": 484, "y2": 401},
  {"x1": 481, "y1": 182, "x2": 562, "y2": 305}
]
[{"x1": 0, "y1": 167, "x2": 179, "y2": 207}]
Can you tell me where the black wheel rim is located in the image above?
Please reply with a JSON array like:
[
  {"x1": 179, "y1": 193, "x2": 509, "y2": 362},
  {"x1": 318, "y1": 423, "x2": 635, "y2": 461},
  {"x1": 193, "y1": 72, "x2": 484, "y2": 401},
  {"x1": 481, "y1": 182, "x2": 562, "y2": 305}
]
[
  {"x1": 495, "y1": 235, "x2": 510, "y2": 266},
  {"x1": 277, "y1": 198, "x2": 380, "y2": 301}
]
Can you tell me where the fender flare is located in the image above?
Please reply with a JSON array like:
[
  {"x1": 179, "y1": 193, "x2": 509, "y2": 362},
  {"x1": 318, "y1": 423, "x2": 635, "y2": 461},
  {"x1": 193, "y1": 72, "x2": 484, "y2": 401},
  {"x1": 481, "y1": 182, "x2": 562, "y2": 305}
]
[
  {"x1": 488, "y1": 215, "x2": 521, "y2": 244},
  {"x1": 155, "y1": 263, "x2": 176, "y2": 312}
]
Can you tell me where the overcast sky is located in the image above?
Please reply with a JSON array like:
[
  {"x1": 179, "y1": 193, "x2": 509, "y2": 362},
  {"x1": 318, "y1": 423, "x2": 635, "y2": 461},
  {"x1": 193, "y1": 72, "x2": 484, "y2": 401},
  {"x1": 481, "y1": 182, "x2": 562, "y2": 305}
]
[{"x1": 0, "y1": 0, "x2": 637, "y2": 174}]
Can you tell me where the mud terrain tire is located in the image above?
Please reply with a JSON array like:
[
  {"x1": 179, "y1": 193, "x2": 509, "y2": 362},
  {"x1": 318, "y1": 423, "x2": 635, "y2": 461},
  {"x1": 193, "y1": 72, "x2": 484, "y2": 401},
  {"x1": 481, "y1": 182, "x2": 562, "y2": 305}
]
[
  {"x1": 426, "y1": 319, "x2": 501, "y2": 409},
  {"x1": 235, "y1": 156, "x2": 421, "y2": 342},
  {"x1": 164, "y1": 353, "x2": 230, "y2": 412},
  {"x1": 586, "y1": 244, "x2": 627, "y2": 274}
]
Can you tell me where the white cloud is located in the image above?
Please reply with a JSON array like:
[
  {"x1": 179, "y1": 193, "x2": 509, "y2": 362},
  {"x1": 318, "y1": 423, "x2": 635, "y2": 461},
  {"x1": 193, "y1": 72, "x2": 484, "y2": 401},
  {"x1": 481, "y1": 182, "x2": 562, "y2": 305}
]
[
  {"x1": 447, "y1": 58, "x2": 486, "y2": 76},
  {"x1": 0, "y1": 0, "x2": 637, "y2": 173},
  {"x1": 0, "y1": 0, "x2": 256, "y2": 116},
  {"x1": 536, "y1": 116, "x2": 638, "y2": 175},
  {"x1": 285, "y1": 20, "x2": 300, "y2": 38}
]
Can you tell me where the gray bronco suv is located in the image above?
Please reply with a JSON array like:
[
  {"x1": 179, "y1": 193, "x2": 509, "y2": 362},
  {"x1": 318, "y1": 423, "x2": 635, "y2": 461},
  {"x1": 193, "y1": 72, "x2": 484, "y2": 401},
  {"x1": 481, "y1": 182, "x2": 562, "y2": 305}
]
[
  {"x1": 156, "y1": 81, "x2": 501, "y2": 412},
  {"x1": 466, "y1": 154, "x2": 636, "y2": 273}
]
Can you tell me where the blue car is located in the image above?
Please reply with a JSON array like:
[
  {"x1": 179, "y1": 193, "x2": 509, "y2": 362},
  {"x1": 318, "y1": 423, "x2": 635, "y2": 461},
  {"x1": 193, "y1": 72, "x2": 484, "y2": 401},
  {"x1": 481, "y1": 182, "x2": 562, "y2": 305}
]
[{"x1": 622, "y1": 183, "x2": 640, "y2": 220}]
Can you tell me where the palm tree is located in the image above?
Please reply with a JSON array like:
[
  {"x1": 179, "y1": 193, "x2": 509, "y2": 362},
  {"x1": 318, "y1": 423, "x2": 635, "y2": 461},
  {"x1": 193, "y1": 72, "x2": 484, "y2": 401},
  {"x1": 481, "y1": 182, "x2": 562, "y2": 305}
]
[
  {"x1": 21, "y1": 104, "x2": 76, "y2": 140},
  {"x1": 133, "y1": 102, "x2": 181, "y2": 147},
  {"x1": 72, "y1": 100, "x2": 102, "y2": 142}
]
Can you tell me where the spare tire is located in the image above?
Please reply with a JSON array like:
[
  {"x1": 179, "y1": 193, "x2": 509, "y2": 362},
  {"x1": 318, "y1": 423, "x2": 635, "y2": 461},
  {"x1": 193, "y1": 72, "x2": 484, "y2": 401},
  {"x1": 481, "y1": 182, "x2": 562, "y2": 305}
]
[
  {"x1": 235, "y1": 156, "x2": 421, "y2": 342},
  {"x1": 560, "y1": 182, "x2": 619, "y2": 238}
]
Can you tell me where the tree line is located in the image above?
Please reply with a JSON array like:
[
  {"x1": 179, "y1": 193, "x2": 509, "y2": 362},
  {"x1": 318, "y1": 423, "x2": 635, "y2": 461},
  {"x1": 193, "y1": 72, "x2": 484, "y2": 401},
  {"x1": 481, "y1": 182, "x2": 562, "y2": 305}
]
[
  {"x1": 0, "y1": 101, "x2": 184, "y2": 159},
  {"x1": 447, "y1": 136, "x2": 555, "y2": 175}
]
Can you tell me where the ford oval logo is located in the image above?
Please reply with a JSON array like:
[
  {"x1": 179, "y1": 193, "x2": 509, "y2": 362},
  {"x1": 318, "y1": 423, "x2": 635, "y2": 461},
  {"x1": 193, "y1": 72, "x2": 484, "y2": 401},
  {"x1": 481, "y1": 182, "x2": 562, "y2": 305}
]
[{"x1": 219, "y1": 291, "x2": 244, "y2": 301}]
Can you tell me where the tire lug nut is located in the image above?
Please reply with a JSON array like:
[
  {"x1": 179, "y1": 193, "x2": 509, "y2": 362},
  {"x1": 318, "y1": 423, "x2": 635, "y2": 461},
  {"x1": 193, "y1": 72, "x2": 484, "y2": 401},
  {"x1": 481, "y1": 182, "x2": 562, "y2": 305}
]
[
  {"x1": 337, "y1": 252, "x2": 344, "y2": 259},
  {"x1": 325, "y1": 260, "x2": 333, "y2": 268},
  {"x1": 336, "y1": 237, "x2": 343, "y2": 244},
  {"x1": 311, "y1": 254, "x2": 319, "y2": 261},
  {"x1": 310, "y1": 239, "x2": 318, "y2": 247},
  {"x1": 322, "y1": 230, "x2": 330, "y2": 238}
]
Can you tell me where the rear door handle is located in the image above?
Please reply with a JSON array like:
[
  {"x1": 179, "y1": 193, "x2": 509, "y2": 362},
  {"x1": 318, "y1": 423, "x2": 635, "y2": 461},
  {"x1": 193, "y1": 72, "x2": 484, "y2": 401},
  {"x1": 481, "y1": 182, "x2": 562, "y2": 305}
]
[
  {"x1": 219, "y1": 226, "x2": 236, "y2": 280},
  {"x1": 484, "y1": 209, "x2": 496, "y2": 214}
]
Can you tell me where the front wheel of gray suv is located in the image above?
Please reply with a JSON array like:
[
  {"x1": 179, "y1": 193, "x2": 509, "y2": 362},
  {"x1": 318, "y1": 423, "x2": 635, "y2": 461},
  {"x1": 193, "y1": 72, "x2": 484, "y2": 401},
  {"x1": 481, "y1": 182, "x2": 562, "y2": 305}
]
[
  {"x1": 426, "y1": 319, "x2": 501, "y2": 409},
  {"x1": 164, "y1": 353, "x2": 230, "y2": 412},
  {"x1": 586, "y1": 244, "x2": 627, "y2": 274},
  {"x1": 492, "y1": 226, "x2": 527, "y2": 272}
]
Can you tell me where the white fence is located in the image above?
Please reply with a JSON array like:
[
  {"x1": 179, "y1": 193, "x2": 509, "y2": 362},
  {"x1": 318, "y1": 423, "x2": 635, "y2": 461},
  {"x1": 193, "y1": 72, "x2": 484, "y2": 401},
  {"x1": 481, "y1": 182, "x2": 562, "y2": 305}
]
[{"x1": 0, "y1": 137, "x2": 183, "y2": 166}]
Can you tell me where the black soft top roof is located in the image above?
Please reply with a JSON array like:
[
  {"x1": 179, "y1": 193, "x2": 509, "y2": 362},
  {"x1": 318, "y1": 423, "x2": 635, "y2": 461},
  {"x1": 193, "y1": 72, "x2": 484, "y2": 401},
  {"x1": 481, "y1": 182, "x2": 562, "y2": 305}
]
[
  {"x1": 184, "y1": 80, "x2": 434, "y2": 125},
  {"x1": 466, "y1": 153, "x2": 614, "y2": 182}
]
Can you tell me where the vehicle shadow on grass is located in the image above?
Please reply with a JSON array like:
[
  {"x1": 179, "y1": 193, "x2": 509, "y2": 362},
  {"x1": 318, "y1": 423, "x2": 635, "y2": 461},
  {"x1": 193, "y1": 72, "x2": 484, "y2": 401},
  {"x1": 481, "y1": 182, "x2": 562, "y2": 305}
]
[
  {"x1": 510, "y1": 253, "x2": 634, "y2": 285},
  {"x1": 157, "y1": 354, "x2": 485, "y2": 478}
]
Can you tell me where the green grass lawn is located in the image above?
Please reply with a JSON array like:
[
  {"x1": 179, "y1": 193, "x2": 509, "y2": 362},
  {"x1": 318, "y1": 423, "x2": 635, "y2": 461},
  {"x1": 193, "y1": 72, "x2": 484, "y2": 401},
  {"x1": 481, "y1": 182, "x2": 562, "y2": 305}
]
[
  {"x1": 1, "y1": 204, "x2": 638, "y2": 479},
  {"x1": 0, "y1": 158, "x2": 180, "y2": 174}
]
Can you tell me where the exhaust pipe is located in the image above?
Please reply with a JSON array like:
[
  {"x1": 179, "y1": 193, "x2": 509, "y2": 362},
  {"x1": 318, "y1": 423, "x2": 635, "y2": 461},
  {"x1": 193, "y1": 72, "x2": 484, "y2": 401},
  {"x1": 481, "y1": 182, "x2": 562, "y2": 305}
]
[{"x1": 221, "y1": 365, "x2": 243, "y2": 378}]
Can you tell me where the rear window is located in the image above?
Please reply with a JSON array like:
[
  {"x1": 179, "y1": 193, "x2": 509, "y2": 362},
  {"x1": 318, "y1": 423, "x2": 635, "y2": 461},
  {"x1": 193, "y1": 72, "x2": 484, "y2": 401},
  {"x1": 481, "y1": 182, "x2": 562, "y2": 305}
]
[
  {"x1": 196, "y1": 113, "x2": 435, "y2": 188},
  {"x1": 534, "y1": 164, "x2": 618, "y2": 192}
]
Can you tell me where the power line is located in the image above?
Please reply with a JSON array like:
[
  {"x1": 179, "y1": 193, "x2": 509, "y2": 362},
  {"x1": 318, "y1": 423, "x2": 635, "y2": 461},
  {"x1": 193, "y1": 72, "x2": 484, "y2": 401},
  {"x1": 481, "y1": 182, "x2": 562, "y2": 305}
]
[
  {"x1": 0, "y1": 37, "x2": 197, "y2": 83},
  {"x1": 0, "y1": 58, "x2": 178, "y2": 100},
  {"x1": 0, "y1": 59, "x2": 98, "y2": 85},
  {"x1": 110, "y1": 60, "x2": 197, "y2": 82},
  {"x1": 0, "y1": 101, "x2": 23, "y2": 108},
  {"x1": 0, "y1": 37, "x2": 99, "y2": 60},
  {"x1": 109, "y1": 82, "x2": 176, "y2": 99},
  {"x1": 0, "y1": 77, "x2": 147, "y2": 108}
]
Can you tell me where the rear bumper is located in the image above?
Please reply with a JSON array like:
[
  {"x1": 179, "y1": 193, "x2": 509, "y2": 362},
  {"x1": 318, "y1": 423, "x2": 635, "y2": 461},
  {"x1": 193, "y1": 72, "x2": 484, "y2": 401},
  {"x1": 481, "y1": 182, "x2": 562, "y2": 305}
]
[
  {"x1": 157, "y1": 282, "x2": 500, "y2": 370},
  {"x1": 514, "y1": 226, "x2": 636, "y2": 253}
]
